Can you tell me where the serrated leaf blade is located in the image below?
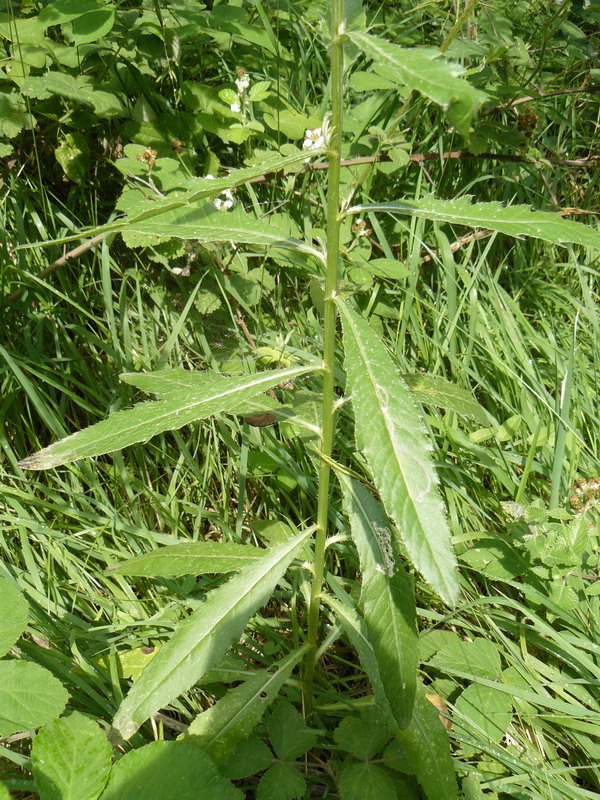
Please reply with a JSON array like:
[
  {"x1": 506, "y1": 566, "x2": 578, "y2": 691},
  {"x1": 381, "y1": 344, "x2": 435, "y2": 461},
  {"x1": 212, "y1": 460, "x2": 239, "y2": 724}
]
[
  {"x1": 347, "y1": 32, "x2": 486, "y2": 136},
  {"x1": 341, "y1": 476, "x2": 418, "y2": 728},
  {"x1": 184, "y1": 647, "x2": 307, "y2": 763},
  {"x1": 112, "y1": 529, "x2": 312, "y2": 740},
  {"x1": 109, "y1": 541, "x2": 264, "y2": 577},
  {"x1": 19, "y1": 365, "x2": 316, "y2": 470},
  {"x1": 338, "y1": 301, "x2": 459, "y2": 605},
  {"x1": 351, "y1": 196, "x2": 600, "y2": 249}
]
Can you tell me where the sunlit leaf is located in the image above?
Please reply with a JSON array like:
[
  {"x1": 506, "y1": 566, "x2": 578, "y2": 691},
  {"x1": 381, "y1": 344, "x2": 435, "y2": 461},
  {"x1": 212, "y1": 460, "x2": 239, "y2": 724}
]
[
  {"x1": 351, "y1": 196, "x2": 600, "y2": 250},
  {"x1": 18, "y1": 365, "x2": 317, "y2": 470},
  {"x1": 112, "y1": 529, "x2": 312, "y2": 740},
  {"x1": 347, "y1": 32, "x2": 486, "y2": 136},
  {"x1": 338, "y1": 301, "x2": 459, "y2": 605},
  {"x1": 184, "y1": 647, "x2": 307, "y2": 763},
  {"x1": 31, "y1": 712, "x2": 111, "y2": 800},
  {"x1": 110, "y1": 541, "x2": 264, "y2": 577},
  {"x1": 0, "y1": 661, "x2": 68, "y2": 737},
  {"x1": 341, "y1": 476, "x2": 417, "y2": 728},
  {"x1": 0, "y1": 578, "x2": 28, "y2": 658}
]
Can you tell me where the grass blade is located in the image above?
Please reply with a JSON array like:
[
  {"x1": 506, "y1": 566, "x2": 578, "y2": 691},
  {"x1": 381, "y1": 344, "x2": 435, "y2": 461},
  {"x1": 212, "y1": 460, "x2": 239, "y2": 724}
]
[{"x1": 109, "y1": 541, "x2": 264, "y2": 577}]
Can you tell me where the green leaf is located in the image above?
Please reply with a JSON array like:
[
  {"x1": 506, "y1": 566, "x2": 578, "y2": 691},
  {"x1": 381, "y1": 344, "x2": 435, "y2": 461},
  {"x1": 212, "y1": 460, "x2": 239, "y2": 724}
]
[
  {"x1": 38, "y1": 0, "x2": 98, "y2": 27},
  {"x1": 100, "y1": 741, "x2": 242, "y2": 800},
  {"x1": 339, "y1": 762, "x2": 397, "y2": 800},
  {"x1": 338, "y1": 301, "x2": 459, "y2": 605},
  {"x1": 334, "y1": 712, "x2": 392, "y2": 761},
  {"x1": 428, "y1": 639, "x2": 502, "y2": 680},
  {"x1": 184, "y1": 648, "x2": 306, "y2": 763},
  {"x1": 455, "y1": 683, "x2": 513, "y2": 753},
  {"x1": 352, "y1": 196, "x2": 600, "y2": 250},
  {"x1": 268, "y1": 701, "x2": 318, "y2": 761},
  {"x1": 322, "y1": 593, "x2": 393, "y2": 719},
  {"x1": 257, "y1": 763, "x2": 305, "y2": 800},
  {"x1": 0, "y1": 660, "x2": 68, "y2": 737},
  {"x1": 109, "y1": 541, "x2": 264, "y2": 577},
  {"x1": 347, "y1": 32, "x2": 486, "y2": 136},
  {"x1": 31, "y1": 712, "x2": 111, "y2": 800},
  {"x1": 401, "y1": 374, "x2": 490, "y2": 425},
  {"x1": 71, "y1": 7, "x2": 115, "y2": 44},
  {"x1": 0, "y1": 782, "x2": 9, "y2": 799},
  {"x1": 34, "y1": 153, "x2": 323, "y2": 248},
  {"x1": 112, "y1": 529, "x2": 312, "y2": 740},
  {"x1": 341, "y1": 476, "x2": 418, "y2": 728},
  {"x1": 18, "y1": 365, "x2": 316, "y2": 470},
  {"x1": 220, "y1": 735, "x2": 273, "y2": 780},
  {"x1": 38, "y1": 73, "x2": 123, "y2": 118},
  {"x1": 0, "y1": 578, "x2": 29, "y2": 658},
  {"x1": 396, "y1": 687, "x2": 458, "y2": 800},
  {"x1": 0, "y1": 92, "x2": 33, "y2": 138}
]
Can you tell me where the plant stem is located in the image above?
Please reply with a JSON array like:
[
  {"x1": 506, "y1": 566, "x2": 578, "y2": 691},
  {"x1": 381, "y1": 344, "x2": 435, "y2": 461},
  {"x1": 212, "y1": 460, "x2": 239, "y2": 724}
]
[{"x1": 303, "y1": 0, "x2": 345, "y2": 715}]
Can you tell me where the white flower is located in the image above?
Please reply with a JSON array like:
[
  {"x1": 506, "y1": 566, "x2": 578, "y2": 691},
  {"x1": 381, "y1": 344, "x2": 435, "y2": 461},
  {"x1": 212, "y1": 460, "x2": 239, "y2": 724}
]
[
  {"x1": 235, "y1": 77, "x2": 250, "y2": 92},
  {"x1": 302, "y1": 127, "x2": 324, "y2": 151},
  {"x1": 230, "y1": 101, "x2": 241, "y2": 113},
  {"x1": 213, "y1": 189, "x2": 235, "y2": 211},
  {"x1": 205, "y1": 174, "x2": 215, "y2": 180}
]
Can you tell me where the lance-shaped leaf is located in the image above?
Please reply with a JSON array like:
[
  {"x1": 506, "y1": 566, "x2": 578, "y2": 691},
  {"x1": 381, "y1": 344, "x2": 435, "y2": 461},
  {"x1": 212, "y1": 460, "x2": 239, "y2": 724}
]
[
  {"x1": 121, "y1": 204, "x2": 321, "y2": 260},
  {"x1": 350, "y1": 196, "x2": 600, "y2": 250},
  {"x1": 322, "y1": 592, "x2": 394, "y2": 721},
  {"x1": 396, "y1": 686, "x2": 458, "y2": 800},
  {"x1": 18, "y1": 365, "x2": 317, "y2": 470},
  {"x1": 340, "y1": 475, "x2": 417, "y2": 729},
  {"x1": 402, "y1": 374, "x2": 490, "y2": 426},
  {"x1": 109, "y1": 541, "x2": 264, "y2": 577},
  {"x1": 338, "y1": 301, "x2": 459, "y2": 605},
  {"x1": 112, "y1": 529, "x2": 312, "y2": 740},
  {"x1": 184, "y1": 646, "x2": 307, "y2": 763},
  {"x1": 347, "y1": 31, "x2": 486, "y2": 136},
  {"x1": 21, "y1": 151, "x2": 324, "y2": 249}
]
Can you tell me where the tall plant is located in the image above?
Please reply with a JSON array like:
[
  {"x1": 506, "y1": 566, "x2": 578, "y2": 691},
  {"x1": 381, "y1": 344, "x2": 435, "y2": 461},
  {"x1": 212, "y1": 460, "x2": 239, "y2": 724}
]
[{"x1": 18, "y1": 0, "x2": 600, "y2": 796}]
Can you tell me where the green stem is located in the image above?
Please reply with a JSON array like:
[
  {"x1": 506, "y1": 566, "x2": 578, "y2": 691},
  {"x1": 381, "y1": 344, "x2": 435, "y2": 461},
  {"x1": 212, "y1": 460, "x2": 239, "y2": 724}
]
[{"x1": 303, "y1": 0, "x2": 344, "y2": 715}]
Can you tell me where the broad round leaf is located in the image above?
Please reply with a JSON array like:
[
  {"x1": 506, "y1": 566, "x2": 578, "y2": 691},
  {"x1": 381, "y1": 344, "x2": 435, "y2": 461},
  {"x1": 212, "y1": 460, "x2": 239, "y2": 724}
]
[
  {"x1": 32, "y1": 712, "x2": 111, "y2": 800},
  {"x1": 0, "y1": 660, "x2": 68, "y2": 737},
  {"x1": 101, "y1": 741, "x2": 242, "y2": 800}
]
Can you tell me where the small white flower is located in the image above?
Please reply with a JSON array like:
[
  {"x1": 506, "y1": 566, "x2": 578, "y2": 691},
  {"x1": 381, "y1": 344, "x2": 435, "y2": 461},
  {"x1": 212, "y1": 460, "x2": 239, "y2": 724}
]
[
  {"x1": 235, "y1": 77, "x2": 250, "y2": 92},
  {"x1": 213, "y1": 188, "x2": 235, "y2": 211},
  {"x1": 171, "y1": 266, "x2": 191, "y2": 276},
  {"x1": 302, "y1": 127, "x2": 324, "y2": 151},
  {"x1": 230, "y1": 101, "x2": 241, "y2": 113},
  {"x1": 205, "y1": 174, "x2": 215, "y2": 180}
]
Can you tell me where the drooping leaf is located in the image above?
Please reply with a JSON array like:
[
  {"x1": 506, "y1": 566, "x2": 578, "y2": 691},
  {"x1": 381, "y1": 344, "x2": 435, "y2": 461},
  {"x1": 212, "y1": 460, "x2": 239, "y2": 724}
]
[
  {"x1": 31, "y1": 712, "x2": 111, "y2": 800},
  {"x1": 257, "y1": 763, "x2": 305, "y2": 800},
  {"x1": 341, "y1": 476, "x2": 417, "y2": 728},
  {"x1": 18, "y1": 365, "x2": 317, "y2": 470},
  {"x1": 268, "y1": 700, "x2": 318, "y2": 761},
  {"x1": 395, "y1": 686, "x2": 458, "y2": 800},
  {"x1": 100, "y1": 741, "x2": 242, "y2": 800},
  {"x1": 0, "y1": 660, "x2": 68, "y2": 737},
  {"x1": 347, "y1": 32, "x2": 486, "y2": 136},
  {"x1": 0, "y1": 578, "x2": 29, "y2": 657},
  {"x1": 351, "y1": 196, "x2": 600, "y2": 250},
  {"x1": 402, "y1": 374, "x2": 490, "y2": 425},
  {"x1": 322, "y1": 593, "x2": 393, "y2": 720},
  {"x1": 31, "y1": 153, "x2": 323, "y2": 248},
  {"x1": 112, "y1": 529, "x2": 312, "y2": 740},
  {"x1": 339, "y1": 762, "x2": 397, "y2": 800},
  {"x1": 184, "y1": 647, "x2": 307, "y2": 763},
  {"x1": 338, "y1": 301, "x2": 459, "y2": 605},
  {"x1": 109, "y1": 541, "x2": 264, "y2": 577}
]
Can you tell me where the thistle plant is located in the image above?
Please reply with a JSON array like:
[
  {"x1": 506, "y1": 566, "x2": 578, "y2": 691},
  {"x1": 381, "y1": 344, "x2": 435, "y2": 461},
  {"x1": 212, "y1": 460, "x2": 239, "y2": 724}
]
[{"x1": 14, "y1": 0, "x2": 600, "y2": 796}]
